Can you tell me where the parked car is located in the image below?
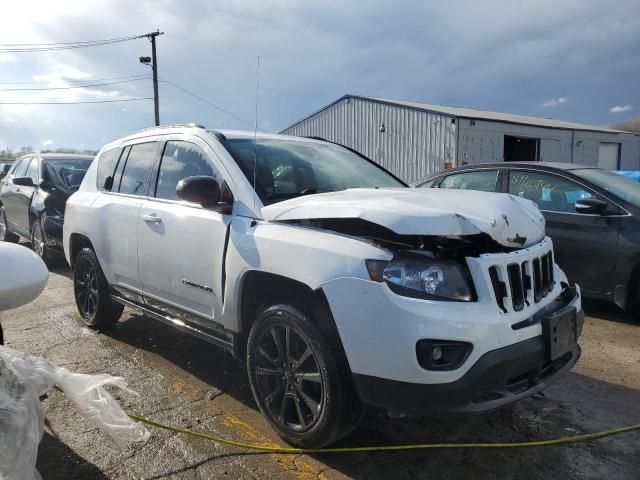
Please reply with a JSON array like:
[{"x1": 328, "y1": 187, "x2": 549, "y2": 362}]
[
  {"x1": 614, "y1": 170, "x2": 640, "y2": 183},
  {"x1": 0, "y1": 153, "x2": 93, "y2": 264},
  {"x1": 64, "y1": 125, "x2": 583, "y2": 447},
  {"x1": 415, "y1": 162, "x2": 640, "y2": 313},
  {"x1": 0, "y1": 242, "x2": 49, "y2": 344},
  {"x1": 0, "y1": 162, "x2": 14, "y2": 181}
]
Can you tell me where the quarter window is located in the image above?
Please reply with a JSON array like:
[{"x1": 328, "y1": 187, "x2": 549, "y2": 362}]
[
  {"x1": 508, "y1": 171, "x2": 596, "y2": 213},
  {"x1": 417, "y1": 177, "x2": 441, "y2": 188},
  {"x1": 96, "y1": 148, "x2": 122, "y2": 190},
  {"x1": 118, "y1": 142, "x2": 157, "y2": 195},
  {"x1": 155, "y1": 141, "x2": 220, "y2": 201},
  {"x1": 439, "y1": 170, "x2": 498, "y2": 192}
]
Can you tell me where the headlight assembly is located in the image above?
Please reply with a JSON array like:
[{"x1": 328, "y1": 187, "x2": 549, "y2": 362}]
[{"x1": 366, "y1": 257, "x2": 474, "y2": 301}]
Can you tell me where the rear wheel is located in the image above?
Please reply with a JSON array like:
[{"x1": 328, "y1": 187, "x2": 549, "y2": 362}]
[
  {"x1": 0, "y1": 206, "x2": 19, "y2": 243},
  {"x1": 246, "y1": 304, "x2": 362, "y2": 447},
  {"x1": 73, "y1": 248, "x2": 123, "y2": 329}
]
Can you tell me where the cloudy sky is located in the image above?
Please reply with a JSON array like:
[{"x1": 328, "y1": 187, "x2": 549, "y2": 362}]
[{"x1": 1, "y1": 0, "x2": 639, "y2": 151}]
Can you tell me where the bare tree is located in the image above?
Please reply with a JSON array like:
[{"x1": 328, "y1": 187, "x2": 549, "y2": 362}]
[{"x1": 612, "y1": 117, "x2": 640, "y2": 133}]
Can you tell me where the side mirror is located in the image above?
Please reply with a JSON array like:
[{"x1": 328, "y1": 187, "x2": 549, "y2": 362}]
[
  {"x1": 13, "y1": 176, "x2": 35, "y2": 187},
  {"x1": 0, "y1": 243, "x2": 48, "y2": 311},
  {"x1": 575, "y1": 198, "x2": 608, "y2": 215},
  {"x1": 176, "y1": 176, "x2": 231, "y2": 212}
]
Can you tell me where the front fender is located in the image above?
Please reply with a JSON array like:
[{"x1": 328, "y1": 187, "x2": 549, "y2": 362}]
[{"x1": 221, "y1": 216, "x2": 391, "y2": 331}]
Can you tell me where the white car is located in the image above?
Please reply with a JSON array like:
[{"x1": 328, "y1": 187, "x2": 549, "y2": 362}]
[{"x1": 63, "y1": 125, "x2": 584, "y2": 447}]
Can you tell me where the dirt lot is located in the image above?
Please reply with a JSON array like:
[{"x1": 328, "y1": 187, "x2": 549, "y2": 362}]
[{"x1": 2, "y1": 265, "x2": 639, "y2": 479}]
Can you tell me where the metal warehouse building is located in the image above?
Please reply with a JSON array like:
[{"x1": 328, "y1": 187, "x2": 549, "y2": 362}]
[{"x1": 280, "y1": 95, "x2": 640, "y2": 184}]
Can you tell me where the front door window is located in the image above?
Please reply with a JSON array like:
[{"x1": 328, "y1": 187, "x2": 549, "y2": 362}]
[{"x1": 508, "y1": 171, "x2": 596, "y2": 213}]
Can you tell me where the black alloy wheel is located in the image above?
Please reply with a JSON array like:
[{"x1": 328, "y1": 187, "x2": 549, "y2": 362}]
[
  {"x1": 247, "y1": 304, "x2": 363, "y2": 447},
  {"x1": 74, "y1": 255, "x2": 99, "y2": 319},
  {"x1": 31, "y1": 219, "x2": 48, "y2": 262},
  {"x1": 254, "y1": 322, "x2": 325, "y2": 432},
  {"x1": 73, "y1": 248, "x2": 123, "y2": 328}
]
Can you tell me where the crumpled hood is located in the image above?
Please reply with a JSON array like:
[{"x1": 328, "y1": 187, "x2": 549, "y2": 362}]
[{"x1": 261, "y1": 188, "x2": 545, "y2": 248}]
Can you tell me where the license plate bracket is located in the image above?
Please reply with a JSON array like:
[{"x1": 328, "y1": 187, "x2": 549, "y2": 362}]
[{"x1": 542, "y1": 306, "x2": 577, "y2": 361}]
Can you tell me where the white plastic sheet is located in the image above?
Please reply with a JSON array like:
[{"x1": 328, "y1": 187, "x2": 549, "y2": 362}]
[{"x1": 0, "y1": 346, "x2": 149, "y2": 480}]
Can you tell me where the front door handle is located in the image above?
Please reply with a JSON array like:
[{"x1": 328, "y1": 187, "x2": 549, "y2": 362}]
[{"x1": 142, "y1": 213, "x2": 162, "y2": 224}]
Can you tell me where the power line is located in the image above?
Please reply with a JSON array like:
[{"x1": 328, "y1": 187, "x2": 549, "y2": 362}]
[
  {"x1": 0, "y1": 97, "x2": 152, "y2": 105},
  {"x1": 0, "y1": 35, "x2": 142, "y2": 47},
  {"x1": 0, "y1": 34, "x2": 146, "y2": 53},
  {"x1": 0, "y1": 74, "x2": 151, "y2": 85},
  {"x1": 0, "y1": 76, "x2": 151, "y2": 91},
  {"x1": 159, "y1": 77, "x2": 257, "y2": 128}
]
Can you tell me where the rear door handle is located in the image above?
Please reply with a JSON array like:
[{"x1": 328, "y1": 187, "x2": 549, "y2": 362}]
[{"x1": 142, "y1": 213, "x2": 162, "y2": 224}]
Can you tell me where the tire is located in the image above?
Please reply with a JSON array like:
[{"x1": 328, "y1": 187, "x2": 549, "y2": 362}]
[
  {"x1": 31, "y1": 218, "x2": 54, "y2": 266},
  {"x1": 0, "y1": 206, "x2": 19, "y2": 243},
  {"x1": 246, "y1": 304, "x2": 363, "y2": 448},
  {"x1": 73, "y1": 247, "x2": 123, "y2": 329}
]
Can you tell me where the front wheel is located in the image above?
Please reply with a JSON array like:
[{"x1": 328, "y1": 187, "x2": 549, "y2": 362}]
[
  {"x1": 73, "y1": 248, "x2": 123, "y2": 329},
  {"x1": 246, "y1": 304, "x2": 362, "y2": 447},
  {"x1": 31, "y1": 218, "x2": 52, "y2": 265}
]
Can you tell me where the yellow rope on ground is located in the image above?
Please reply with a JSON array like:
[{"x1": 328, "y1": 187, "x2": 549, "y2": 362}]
[
  {"x1": 126, "y1": 413, "x2": 640, "y2": 455},
  {"x1": 51, "y1": 385, "x2": 639, "y2": 454}
]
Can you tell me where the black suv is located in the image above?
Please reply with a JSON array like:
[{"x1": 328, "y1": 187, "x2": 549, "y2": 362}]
[
  {"x1": 416, "y1": 162, "x2": 640, "y2": 314},
  {"x1": 0, "y1": 153, "x2": 93, "y2": 264}
]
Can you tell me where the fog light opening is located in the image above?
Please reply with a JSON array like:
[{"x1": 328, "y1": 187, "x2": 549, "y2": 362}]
[{"x1": 416, "y1": 340, "x2": 473, "y2": 371}]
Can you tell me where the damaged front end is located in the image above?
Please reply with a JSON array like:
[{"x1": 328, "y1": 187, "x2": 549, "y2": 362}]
[{"x1": 284, "y1": 217, "x2": 516, "y2": 303}]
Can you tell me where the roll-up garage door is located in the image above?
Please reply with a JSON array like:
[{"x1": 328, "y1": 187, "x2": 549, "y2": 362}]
[{"x1": 598, "y1": 142, "x2": 620, "y2": 169}]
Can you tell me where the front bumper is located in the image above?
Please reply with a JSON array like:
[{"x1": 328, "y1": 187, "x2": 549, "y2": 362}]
[{"x1": 352, "y1": 286, "x2": 583, "y2": 416}]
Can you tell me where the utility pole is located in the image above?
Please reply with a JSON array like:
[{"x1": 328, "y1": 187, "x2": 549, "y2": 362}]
[{"x1": 139, "y1": 30, "x2": 164, "y2": 126}]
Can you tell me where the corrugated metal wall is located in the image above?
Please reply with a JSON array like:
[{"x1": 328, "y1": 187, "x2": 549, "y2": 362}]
[
  {"x1": 457, "y1": 119, "x2": 640, "y2": 168},
  {"x1": 282, "y1": 97, "x2": 640, "y2": 179},
  {"x1": 281, "y1": 97, "x2": 456, "y2": 184}
]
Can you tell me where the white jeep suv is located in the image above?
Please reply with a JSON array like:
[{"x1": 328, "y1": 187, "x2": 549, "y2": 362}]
[{"x1": 64, "y1": 124, "x2": 583, "y2": 447}]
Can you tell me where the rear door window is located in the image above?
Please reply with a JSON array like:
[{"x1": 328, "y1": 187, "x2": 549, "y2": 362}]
[
  {"x1": 439, "y1": 170, "x2": 499, "y2": 192},
  {"x1": 118, "y1": 142, "x2": 158, "y2": 195},
  {"x1": 507, "y1": 170, "x2": 597, "y2": 213},
  {"x1": 154, "y1": 141, "x2": 220, "y2": 201}
]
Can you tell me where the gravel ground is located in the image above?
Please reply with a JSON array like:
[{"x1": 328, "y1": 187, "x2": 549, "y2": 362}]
[{"x1": 1, "y1": 265, "x2": 639, "y2": 479}]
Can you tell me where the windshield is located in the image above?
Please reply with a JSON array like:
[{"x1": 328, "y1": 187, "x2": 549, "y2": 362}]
[
  {"x1": 572, "y1": 168, "x2": 640, "y2": 209},
  {"x1": 43, "y1": 158, "x2": 92, "y2": 189},
  {"x1": 224, "y1": 138, "x2": 405, "y2": 204}
]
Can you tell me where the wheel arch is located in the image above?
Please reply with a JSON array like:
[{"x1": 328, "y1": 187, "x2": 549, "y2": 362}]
[
  {"x1": 626, "y1": 261, "x2": 640, "y2": 312},
  {"x1": 68, "y1": 233, "x2": 96, "y2": 269},
  {"x1": 238, "y1": 270, "x2": 351, "y2": 371}
]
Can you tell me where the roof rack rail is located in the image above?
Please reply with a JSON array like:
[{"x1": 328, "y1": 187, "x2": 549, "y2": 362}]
[{"x1": 131, "y1": 123, "x2": 207, "y2": 135}]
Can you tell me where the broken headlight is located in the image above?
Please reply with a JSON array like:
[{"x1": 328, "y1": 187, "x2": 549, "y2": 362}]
[{"x1": 366, "y1": 258, "x2": 474, "y2": 301}]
